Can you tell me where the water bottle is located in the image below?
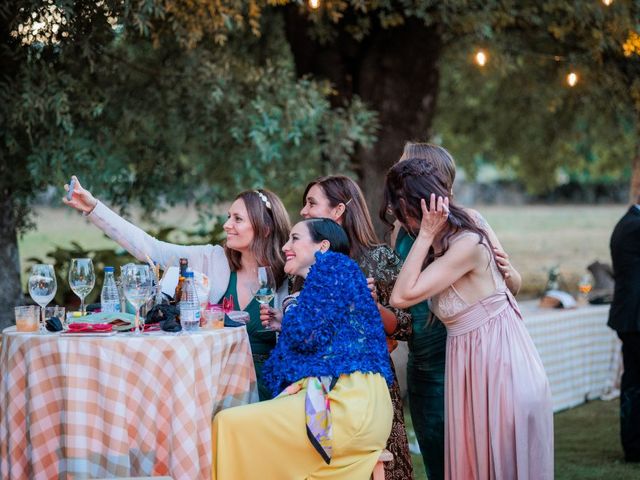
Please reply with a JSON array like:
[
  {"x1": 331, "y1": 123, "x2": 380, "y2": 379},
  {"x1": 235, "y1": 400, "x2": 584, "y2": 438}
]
[
  {"x1": 100, "y1": 266, "x2": 121, "y2": 313},
  {"x1": 180, "y1": 271, "x2": 200, "y2": 332}
]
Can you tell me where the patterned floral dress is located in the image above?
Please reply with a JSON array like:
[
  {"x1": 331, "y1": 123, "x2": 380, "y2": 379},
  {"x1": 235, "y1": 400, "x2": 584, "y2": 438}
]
[{"x1": 357, "y1": 245, "x2": 414, "y2": 480}]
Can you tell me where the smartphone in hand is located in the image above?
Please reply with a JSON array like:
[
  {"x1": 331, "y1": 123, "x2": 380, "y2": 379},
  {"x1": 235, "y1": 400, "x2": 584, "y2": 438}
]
[{"x1": 66, "y1": 177, "x2": 76, "y2": 201}]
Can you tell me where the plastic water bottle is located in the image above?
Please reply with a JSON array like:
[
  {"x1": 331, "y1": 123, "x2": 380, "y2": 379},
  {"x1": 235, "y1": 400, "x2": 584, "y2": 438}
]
[
  {"x1": 100, "y1": 266, "x2": 121, "y2": 313},
  {"x1": 180, "y1": 271, "x2": 200, "y2": 332}
]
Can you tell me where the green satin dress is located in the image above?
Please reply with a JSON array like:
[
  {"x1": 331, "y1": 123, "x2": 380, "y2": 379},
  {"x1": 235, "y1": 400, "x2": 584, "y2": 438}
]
[
  {"x1": 222, "y1": 271, "x2": 277, "y2": 401},
  {"x1": 395, "y1": 228, "x2": 447, "y2": 480}
]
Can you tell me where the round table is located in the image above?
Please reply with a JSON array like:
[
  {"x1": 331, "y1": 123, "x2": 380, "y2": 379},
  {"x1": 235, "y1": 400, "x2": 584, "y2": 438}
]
[{"x1": 0, "y1": 326, "x2": 257, "y2": 479}]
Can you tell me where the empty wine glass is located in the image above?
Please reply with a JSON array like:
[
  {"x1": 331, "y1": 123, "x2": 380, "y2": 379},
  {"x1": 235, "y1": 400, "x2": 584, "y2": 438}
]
[
  {"x1": 28, "y1": 264, "x2": 57, "y2": 333},
  {"x1": 122, "y1": 264, "x2": 153, "y2": 334},
  {"x1": 251, "y1": 266, "x2": 276, "y2": 331},
  {"x1": 69, "y1": 258, "x2": 95, "y2": 316}
]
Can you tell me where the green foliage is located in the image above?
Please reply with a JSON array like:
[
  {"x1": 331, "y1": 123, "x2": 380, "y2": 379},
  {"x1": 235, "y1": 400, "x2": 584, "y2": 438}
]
[
  {"x1": 432, "y1": 0, "x2": 639, "y2": 192},
  {"x1": 1, "y1": 2, "x2": 378, "y2": 234}
]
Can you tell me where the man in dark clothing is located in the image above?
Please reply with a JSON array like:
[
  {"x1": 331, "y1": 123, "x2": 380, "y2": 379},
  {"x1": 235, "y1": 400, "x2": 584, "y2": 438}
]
[{"x1": 608, "y1": 200, "x2": 640, "y2": 462}]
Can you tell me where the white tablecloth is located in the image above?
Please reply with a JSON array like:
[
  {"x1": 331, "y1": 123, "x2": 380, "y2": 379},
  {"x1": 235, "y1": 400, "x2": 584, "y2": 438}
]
[{"x1": 520, "y1": 301, "x2": 621, "y2": 412}]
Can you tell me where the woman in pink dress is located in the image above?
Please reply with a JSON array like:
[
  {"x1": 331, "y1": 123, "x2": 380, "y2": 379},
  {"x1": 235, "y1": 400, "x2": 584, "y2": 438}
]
[{"x1": 385, "y1": 154, "x2": 553, "y2": 480}]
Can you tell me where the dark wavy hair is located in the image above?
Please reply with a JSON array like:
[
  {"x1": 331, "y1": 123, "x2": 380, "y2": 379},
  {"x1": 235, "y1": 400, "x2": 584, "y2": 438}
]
[
  {"x1": 302, "y1": 218, "x2": 350, "y2": 256},
  {"x1": 224, "y1": 189, "x2": 291, "y2": 287},
  {"x1": 381, "y1": 156, "x2": 496, "y2": 266},
  {"x1": 302, "y1": 175, "x2": 378, "y2": 259}
]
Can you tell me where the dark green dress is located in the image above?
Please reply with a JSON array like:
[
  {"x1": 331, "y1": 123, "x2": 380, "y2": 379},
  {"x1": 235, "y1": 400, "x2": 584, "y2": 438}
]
[
  {"x1": 222, "y1": 271, "x2": 277, "y2": 401},
  {"x1": 395, "y1": 228, "x2": 447, "y2": 480}
]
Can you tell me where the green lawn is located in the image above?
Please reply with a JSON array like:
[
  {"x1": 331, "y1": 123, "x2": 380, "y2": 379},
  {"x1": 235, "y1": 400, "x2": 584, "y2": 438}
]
[{"x1": 408, "y1": 399, "x2": 640, "y2": 480}]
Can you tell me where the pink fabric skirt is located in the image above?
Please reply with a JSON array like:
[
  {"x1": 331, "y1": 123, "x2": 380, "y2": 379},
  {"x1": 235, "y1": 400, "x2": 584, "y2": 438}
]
[{"x1": 443, "y1": 290, "x2": 554, "y2": 480}]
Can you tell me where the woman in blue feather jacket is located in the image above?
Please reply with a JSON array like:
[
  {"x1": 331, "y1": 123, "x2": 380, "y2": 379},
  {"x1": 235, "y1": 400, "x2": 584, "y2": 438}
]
[{"x1": 211, "y1": 218, "x2": 393, "y2": 480}]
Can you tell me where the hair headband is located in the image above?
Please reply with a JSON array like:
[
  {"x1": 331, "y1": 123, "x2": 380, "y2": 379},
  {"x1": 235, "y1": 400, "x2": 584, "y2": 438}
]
[{"x1": 254, "y1": 190, "x2": 272, "y2": 210}]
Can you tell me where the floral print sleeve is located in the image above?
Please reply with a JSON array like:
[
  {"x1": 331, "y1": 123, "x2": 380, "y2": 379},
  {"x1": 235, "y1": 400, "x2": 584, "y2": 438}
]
[{"x1": 357, "y1": 245, "x2": 413, "y2": 341}]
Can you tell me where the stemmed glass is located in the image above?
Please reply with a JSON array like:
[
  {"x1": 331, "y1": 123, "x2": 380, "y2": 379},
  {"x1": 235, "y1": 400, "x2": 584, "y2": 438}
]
[
  {"x1": 122, "y1": 264, "x2": 153, "y2": 334},
  {"x1": 251, "y1": 266, "x2": 276, "y2": 331},
  {"x1": 578, "y1": 274, "x2": 593, "y2": 304},
  {"x1": 28, "y1": 264, "x2": 57, "y2": 333},
  {"x1": 69, "y1": 258, "x2": 95, "y2": 316}
]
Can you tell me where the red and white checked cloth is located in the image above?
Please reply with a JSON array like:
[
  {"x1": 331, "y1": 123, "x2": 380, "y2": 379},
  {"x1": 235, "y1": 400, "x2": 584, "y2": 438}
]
[{"x1": 0, "y1": 327, "x2": 258, "y2": 479}]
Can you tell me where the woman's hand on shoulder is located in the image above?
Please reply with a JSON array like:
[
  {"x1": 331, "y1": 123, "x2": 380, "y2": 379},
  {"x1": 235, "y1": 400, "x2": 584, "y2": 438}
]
[
  {"x1": 260, "y1": 304, "x2": 283, "y2": 332},
  {"x1": 419, "y1": 194, "x2": 449, "y2": 239},
  {"x1": 62, "y1": 176, "x2": 98, "y2": 214}
]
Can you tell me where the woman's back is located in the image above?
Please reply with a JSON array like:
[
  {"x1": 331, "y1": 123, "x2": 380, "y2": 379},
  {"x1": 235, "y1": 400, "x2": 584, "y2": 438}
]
[{"x1": 430, "y1": 231, "x2": 506, "y2": 320}]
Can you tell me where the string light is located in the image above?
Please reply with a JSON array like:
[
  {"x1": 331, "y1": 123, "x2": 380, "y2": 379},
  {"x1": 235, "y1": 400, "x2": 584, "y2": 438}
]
[
  {"x1": 566, "y1": 72, "x2": 579, "y2": 87},
  {"x1": 474, "y1": 50, "x2": 488, "y2": 67},
  {"x1": 309, "y1": 0, "x2": 320, "y2": 9},
  {"x1": 602, "y1": 0, "x2": 613, "y2": 6}
]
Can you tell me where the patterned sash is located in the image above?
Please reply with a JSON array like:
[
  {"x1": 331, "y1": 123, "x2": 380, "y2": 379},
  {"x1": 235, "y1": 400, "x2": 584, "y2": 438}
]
[{"x1": 278, "y1": 376, "x2": 338, "y2": 464}]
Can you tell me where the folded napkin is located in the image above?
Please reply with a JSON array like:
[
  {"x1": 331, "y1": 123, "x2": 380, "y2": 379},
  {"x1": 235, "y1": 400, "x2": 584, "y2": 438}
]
[
  {"x1": 278, "y1": 376, "x2": 338, "y2": 464},
  {"x1": 69, "y1": 312, "x2": 135, "y2": 331},
  {"x1": 67, "y1": 323, "x2": 113, "y2": 333}
]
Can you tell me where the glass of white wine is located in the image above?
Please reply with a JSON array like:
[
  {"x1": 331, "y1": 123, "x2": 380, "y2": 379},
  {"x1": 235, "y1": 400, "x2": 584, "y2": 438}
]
[
  {"x1": 251, "y1": 266, "x2": 276, "y2": 332},
  {"x1": 28, "y1": 264, "x2": 57, "y2": 333},
  {"x1": 69, "y1": 258, "x2": 95, "y2": 316}
]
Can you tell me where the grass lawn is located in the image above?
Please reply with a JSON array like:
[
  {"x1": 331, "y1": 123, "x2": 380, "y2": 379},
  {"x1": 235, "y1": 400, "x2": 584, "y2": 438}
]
[{"x1": 408, "y1": 399, "x2": 640, "y2": 480}]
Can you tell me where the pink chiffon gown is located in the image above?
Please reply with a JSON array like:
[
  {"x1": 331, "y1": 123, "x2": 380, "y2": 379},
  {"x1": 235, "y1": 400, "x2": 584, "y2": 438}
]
[{"x1": 430, "y1": 234, "x2": 554, "y2": 480}]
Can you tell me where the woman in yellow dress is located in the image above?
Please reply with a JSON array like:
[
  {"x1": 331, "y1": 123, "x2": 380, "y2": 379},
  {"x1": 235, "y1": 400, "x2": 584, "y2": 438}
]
[{"x1": 212, "y1": 218, "x2": 394, "y2": 479}]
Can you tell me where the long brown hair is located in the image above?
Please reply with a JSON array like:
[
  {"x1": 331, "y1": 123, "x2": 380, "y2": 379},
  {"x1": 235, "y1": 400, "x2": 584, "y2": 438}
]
[
  {"x1": 224, "y1": 189, "x2": 291, "y2": 287},
  {"x1": 302, "y1": 175, "x2": 378, "y2": 260},
  {"x1": 382, "y1": 156, "x2": 496, "y2": 266}
]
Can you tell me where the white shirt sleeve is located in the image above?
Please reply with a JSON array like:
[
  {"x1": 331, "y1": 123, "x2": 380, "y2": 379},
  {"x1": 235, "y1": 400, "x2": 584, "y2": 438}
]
[{"x1": 86, "y1": 201, "x2": 231, "y2": 303}]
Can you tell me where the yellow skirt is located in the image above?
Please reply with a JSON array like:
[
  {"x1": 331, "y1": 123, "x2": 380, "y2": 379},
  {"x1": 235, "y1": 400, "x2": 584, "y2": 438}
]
[{"x1": 212, "y1": 372, "x2": 393, "y2": 480}]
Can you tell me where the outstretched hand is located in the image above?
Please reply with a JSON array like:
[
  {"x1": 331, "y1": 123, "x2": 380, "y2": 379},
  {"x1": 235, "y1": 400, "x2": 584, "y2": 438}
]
[
  {"x1": 419, "y1": 193, "x2": 449, "y2": 238},
  {"x1": 62, "y1": 175, "x2": 98, "y2": 214}
]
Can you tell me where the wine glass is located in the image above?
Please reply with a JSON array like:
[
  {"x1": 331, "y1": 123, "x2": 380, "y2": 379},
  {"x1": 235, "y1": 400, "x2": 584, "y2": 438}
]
[
  {"x1": 29, "y1": 264, "x2": 57, "y2": 333},
  {"x1": 121, "y1": 264, "x2": 153, "y2": 334},
  {"x1": 251, "y1": 266, "x2": 276, "y2": 331},
  {"x1": 68, "y1": 258, "x2": 95, "y2": 316},
  {"x1": 578, "y1": 274, "x2": 593, "y2": 304}
]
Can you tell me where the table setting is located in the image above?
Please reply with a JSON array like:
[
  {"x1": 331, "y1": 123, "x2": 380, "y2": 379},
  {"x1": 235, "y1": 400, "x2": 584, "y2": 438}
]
[{"x1": 1, "y1": 258, "x2": 258, "y2": 479}]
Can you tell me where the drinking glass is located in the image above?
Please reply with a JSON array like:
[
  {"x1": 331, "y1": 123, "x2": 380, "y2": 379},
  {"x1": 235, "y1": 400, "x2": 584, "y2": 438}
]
[
  {"x1": 69, "y1": 258, "x2": 95, "y2": 316},
  {"x1": 251, "y1": 266, "x2": 276, "y2": 331},
  {"x1": 29, "y1": 264, "x2": 57, "y2": 332},
  {"x1": 122, "y1": 264, "x2": 153, "y2": 334},
  {"x1": 14, "y1": 306, "x2": 40, "y2": 332},
  {"x1": 578, "y1": 274, "x2": 593, "y2": 304}
]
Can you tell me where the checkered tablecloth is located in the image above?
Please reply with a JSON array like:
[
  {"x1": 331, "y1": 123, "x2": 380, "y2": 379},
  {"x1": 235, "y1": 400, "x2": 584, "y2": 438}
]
[
  {"x1": 520, "y1": 301, "x2": 621, "y2": 412},
  {"x1": 0, "y1": 326, "x2": 258, "y2": 479}
]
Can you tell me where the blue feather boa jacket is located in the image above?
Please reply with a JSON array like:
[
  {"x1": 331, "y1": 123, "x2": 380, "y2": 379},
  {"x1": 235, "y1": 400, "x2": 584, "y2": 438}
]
[{"x1": 262, "y1": 250, "x2": 394, "y2": 396}]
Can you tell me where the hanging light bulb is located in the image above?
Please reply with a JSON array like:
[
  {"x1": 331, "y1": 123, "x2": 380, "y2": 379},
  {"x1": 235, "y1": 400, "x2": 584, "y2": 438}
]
[
  {"x1": 566, "y1": 72, "x2": 578, "y2": 87},
  {"x1": 309, "y1": 0, "x2": 320, "y2": 9},
  {"x1": 474, "y1": 50, "x2": 488, "y2": 67},
  {"x1": 602, "y1": 0, "x2": 613, "y2": 6}
]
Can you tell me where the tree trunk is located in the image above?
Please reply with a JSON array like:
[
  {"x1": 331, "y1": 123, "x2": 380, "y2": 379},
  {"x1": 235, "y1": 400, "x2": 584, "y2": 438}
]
[
  {"x1": 0, "y1": 195, "x2": 22, "y2": 330},
  {"x1": 0, "y1": 5, "x2": 28, "y2": 330},
  {"x1": 284, "y1": 11, "x2": 442, "y2": 235}
]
